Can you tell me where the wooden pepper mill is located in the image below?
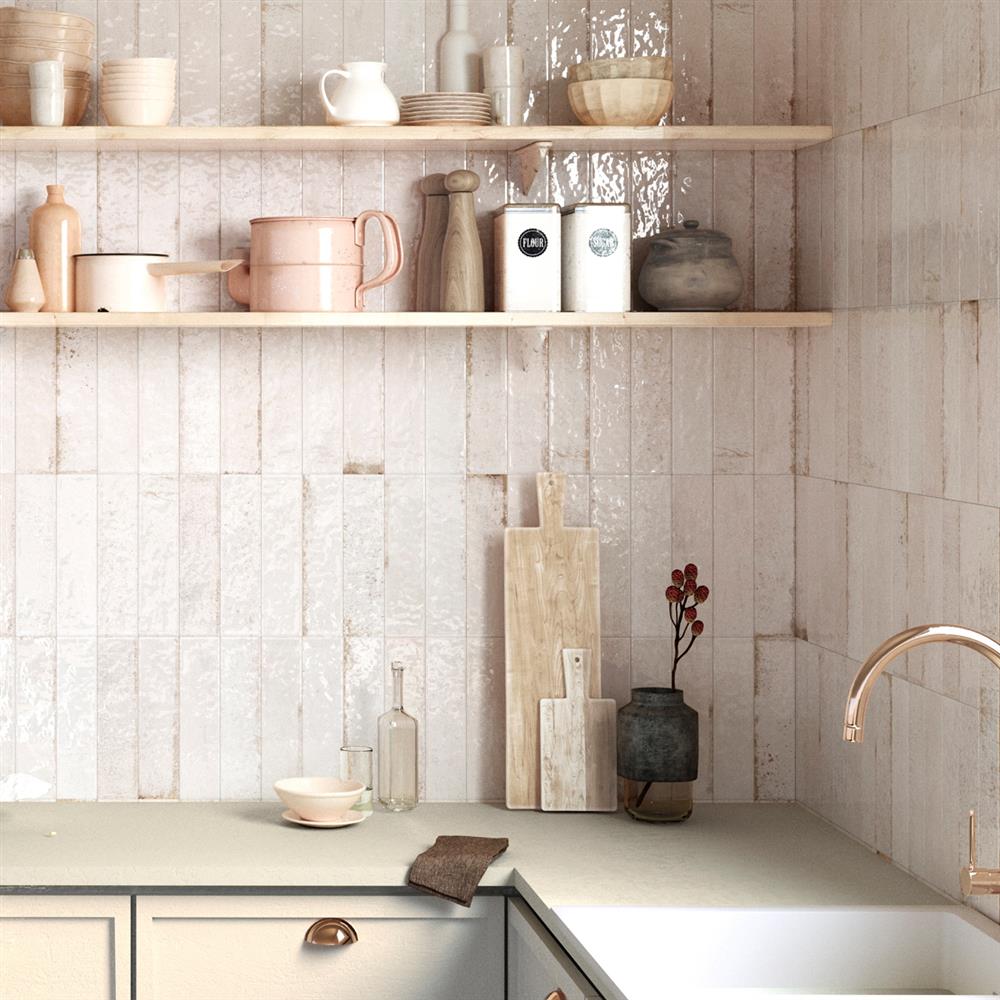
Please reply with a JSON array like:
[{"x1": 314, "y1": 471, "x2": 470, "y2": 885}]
[
  {"x1": 415, "y1": 173, "x2": 450, "y2": 311},
  {"x1": 440, "y1": 168, "x2": 484, "y2": 311}
]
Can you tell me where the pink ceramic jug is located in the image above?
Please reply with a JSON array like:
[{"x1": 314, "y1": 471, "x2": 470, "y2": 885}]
[{"x1": 227, "y1": 212, "x2": 403, "y2": 312}]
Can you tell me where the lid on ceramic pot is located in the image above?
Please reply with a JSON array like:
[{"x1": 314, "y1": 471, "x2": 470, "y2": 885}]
[
  {"x1": 561, "y1": 202, "x2": 630, "y2": 214},
  {"x1": 651, "y1": 219, "x2": 733, "y2": 252},
  {"x1": 73, "y1": 252, "x2": 169, "y2": 257}
]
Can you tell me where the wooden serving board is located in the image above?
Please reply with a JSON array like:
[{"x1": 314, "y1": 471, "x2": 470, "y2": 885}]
[
  {"x1": 504, "y1": 473, "x2": 601, "y2": 810},
  {"x1": 540, "y1": 649, "x2": 616, "y2": 812}
]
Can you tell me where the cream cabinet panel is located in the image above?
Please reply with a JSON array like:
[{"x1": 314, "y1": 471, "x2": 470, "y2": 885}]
[
  {"x1": 0, "y1": 894, "x2": 131, "y2": 1000},
  {"x1": 507, "y1": 897, "x2": 603, "y2": 1000},
  {"x1": 136, "y1": 894, "x2": 503, "y2": 1000}
]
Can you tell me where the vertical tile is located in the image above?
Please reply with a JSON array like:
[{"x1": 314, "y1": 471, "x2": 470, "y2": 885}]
[
  {"x1": 97, "y1": 330, "x2": 138, "y2": 473},
  {"x1": 220, "y1": 636, "x2": 260, "y2": 799},
  {"x1": 0, "y1": 639, "x2": 13, "y2": 782},
  {"x1": 754, "y1": 637, "x2": 795, "y2": 801},
  {"x1": 753, "y1": 0, "x2": 793, "y2": 123},
  {"x1": 712, "y1": 476, "x2": 753, "y2": 638},
  {"x1": 630, "y1": 329, "x2": 671, "y2": 474},
  {"x1": 671, "y1": 0, "x2": 713, "y2": 124},
  {"x1": 754, "y1": 154, "x2": 795, "y2": 310},
  {"x1": 303, "y1": 329, "x2": 344, "y2": 475},
  {"x1": 466, "y1": 636, "x2": 505, "y2": 802},
  {"x1": 426, "y1": 329, "x2": 467, "y2": 474},
  {"x1": 261, "y1": 329, "x2": 302, "y2": 474},
  {"x1": 179, "y1": 636, "x2": 220, "y2": 800},
  {"x1": 261, "y1": 476, "x2": 303, "y2": 636},
  {"x1": 591, "y1": 475, "x2": 630, "y2": 638},
  {"x1": 908, "y1": 0, "x2": 944, "y2": 114},
  {"x1": 426, "y1": 476, "x2": 466, "y2": 637},
  {"x1": 942, "y1": 301, "x2": 980, "y2": 503},
  {"x1": 177, "y1": 0, "x2": 220, "y2": 124},
  {"x1": 221, "y1": 0, "x2": 261, "y2": 124},
  {"x1": 303, "y1": 475, "x2": 343, "y2": 637},
  {"x1": 385, "y1": 330, "x2": 425, "y2": 474},
  {"x1": 712, "y1": 0, "x2": 754, "y2": 124},
  {"x1": 713, "y1": 328, "x2": 753, "y2": 474},
  {"x1": 179, "y1": 329, "x2": 220, "y2": 475},
  {"x1": 97, "y1": 474, "x2": 138, "y2": 636},
  {"x1": 303, "y1": 0, "x2": 344, "y2": 124},
  {"x1": 138, "y1": 329, "x2": 179, "y2": 475},
  {"x1": 15, "y1": 330, "x2": 56, "y2": 473},
  {"x1": 833, "y1": 0, "x2": 862, "y2": 134},
  {"x1": 343, "y1": 635, "x2": 383, "y2": 748},
  {"x1": 385, "y1": 476, "x2": 425, "y2": 637},
  {"x1": 221, "y1": 329, "x2": 261, "y2": 474},
  {"x1": 0, "y1": 476, "x2": 14, "y2": 637},
  {"x1": 261, "y1": 638, "x2": 301, "y2": 797},
  {"x1": 713, "y1": 153, "x2": 755, "y2": 310},
  {"x1": 56, "y1": 638, "x2": 97, "y2": 800},
  {"x1": 507, "y1": 328, "x2": 549, "y2": 474},
  {"x1": 56, "y1": 329, "x2": 97, "y2": 473},
  {"x1": 176, "y1": 153, "x2": 220, "y2": 304},
  {"x1": 754, "y1": 475, "x2": 794, "y2": 637},
  {"x1": 713, "y1": 637, "x2": 754, "y2": 800},
  {"x1": 425, "y1": 637, "x2": 467, "y2": 801},
  {"x1": 982, "y1": 0, "x2": 1000, "y2": 94},
  {"x1": 672, "y1": 329, "x2": 712, "y2": 474},
  {"x1": 179, "y1": 474, "x2": 220, "y2": 636},
  {"x1": 467, "y1": 329, "x2": 508, "y2": 474},
  {"x1": 220, "y1": 474, "x2": 261, "y2": 637},
  {"x1": 755, "y1": 328, "x2": 795, "y2": 474},
  {"x1": 671, "y1": 476, "x2": 713, "y2": 632},
  {"x1": 15, "y1": 638, "x2": 56, "y2": 789},
  {"x1": 465, "y1": 474, "x2": 507, "y2": 638},
  {"x1": 302, "y1": 636, "x2": 342, "y2": 777},
  {"x1": 220, "y1": 154, "x2": 262, "y2": 307},
  {"x1": 343, "y1": 330, "x2": 384, "y2": 475},
  {"x1": 548, "y1": 328, "x2": 590, "y2": 473},
  {"x1": 0, "y1": 331, "x2": 14, "y2": 475},
  {"x1": 630, "y1": 475, "x2": 671, "y2": 637},
  {"x1": 978, "y1": 299, "x2": 1000, "y2": 508},
  {"x1": 97, "y1": 638, "x2": 137, "y2": 800},
  {"x1": 138, "y1": 154, "x2": 180, "y2": 307},
  {"x1": 15, "y1": 475, "x2": 56, "y2": 637},
  {"x1": 138, "y1": 637, "x2": 178, "y2": 800},
  {"x1": 590, "y1": 328, "x2": 630, "y2": 475},
  {"x1": 343, "y1": 475, "x2": 384, "y2": 637},
  {"x1": 56, "y1": 474, "x2": 96, "y2": 636}
]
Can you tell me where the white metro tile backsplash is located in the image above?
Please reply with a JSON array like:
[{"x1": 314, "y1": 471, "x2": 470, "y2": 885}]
[{"x1": 0, "y1": 0, "x2": 804, "y2": 803}]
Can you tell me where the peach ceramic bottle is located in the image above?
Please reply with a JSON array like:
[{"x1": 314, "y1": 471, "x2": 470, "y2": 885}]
[{"x1": 29, "y1": 184, "x2": 81, "y2": 312}]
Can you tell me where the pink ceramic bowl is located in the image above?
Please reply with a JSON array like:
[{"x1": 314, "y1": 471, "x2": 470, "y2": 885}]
[{"x1": 274, "y1": 777, "x2": 364, "y2": 822}]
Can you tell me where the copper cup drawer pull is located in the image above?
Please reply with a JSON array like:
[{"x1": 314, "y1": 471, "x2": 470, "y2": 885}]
[{"x1": 304, "y1": 918, "x2": 359, "y2": 946}]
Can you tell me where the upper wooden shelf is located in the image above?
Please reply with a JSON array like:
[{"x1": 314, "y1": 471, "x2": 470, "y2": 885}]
[
  {"x1": 0, "y1": 124, "x2": 833, "y2": 153},
  {"x1": 1, "y1": 310, "x2": 832, "y2": 329}
]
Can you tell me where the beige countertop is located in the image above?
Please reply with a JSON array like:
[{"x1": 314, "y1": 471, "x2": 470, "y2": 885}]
[{"x1": 1, "y1": 801, "x2": 941, "y2": 908}]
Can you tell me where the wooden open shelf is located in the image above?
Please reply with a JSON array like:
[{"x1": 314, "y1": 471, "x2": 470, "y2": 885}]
[
  {"x1": 0, "y1": 124, "x2": 833, "y2": 153},
  {"x1": 0, "y1": 311, "x2": 832, "y2": 329}
]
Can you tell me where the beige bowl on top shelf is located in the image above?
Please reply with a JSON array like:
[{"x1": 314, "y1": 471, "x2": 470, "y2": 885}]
[
  {"x1": 568, "y1": 77, "x2": 673, "y2": 126},
  {"x1": 0, "y1": 84, "x2": 90, "y2": 125},
  {"x1": 101, "y1": 56, "x2": 175, "y2": 71},
  {"x1": 101, "y1": 96, "x2": 175, "y2": 126},
  {"x1": 273, "y1": 777, "x2": 364, "y2": 823},
  {"x1": 568, "y1": 55, "x2": 673, "y2": 83}
]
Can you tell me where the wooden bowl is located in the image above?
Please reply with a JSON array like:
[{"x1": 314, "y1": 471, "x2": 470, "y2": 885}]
[
  {"x1": 568, "y1": 78, "x2": 673, "y2": 126},
  {"x1": 0, "y1": 43, "x2": 92, "y2": 72},
  {"x1": 0, "y1": 7, "x2": 95, "y2": 32},
  {"x1": 0, "y1": 84, "x2": 90, "y2": 125},
  {"x1": 568, "y1": 55, "x2": 673, "y2": 83}
]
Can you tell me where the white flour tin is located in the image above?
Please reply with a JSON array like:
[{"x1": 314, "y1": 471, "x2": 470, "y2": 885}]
[
  {"x1": 561, "y1": 203, "x2": 631, "y2": 312},
  {"x1": 493, "y1": 204, "x2": 561, "y2": 311}
]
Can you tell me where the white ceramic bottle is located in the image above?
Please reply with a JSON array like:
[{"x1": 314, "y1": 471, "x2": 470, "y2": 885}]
[{"x1": 438, "y1": 0, "x2": 480, "y2": 92}]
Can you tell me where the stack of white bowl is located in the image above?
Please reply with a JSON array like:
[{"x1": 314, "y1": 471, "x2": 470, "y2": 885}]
[
  {"x1": 100, "y1": 57, "x2": 175, "y2": 126},
  {"x1": 0, "y1": 6, "x2": 94, "y2": 125}
]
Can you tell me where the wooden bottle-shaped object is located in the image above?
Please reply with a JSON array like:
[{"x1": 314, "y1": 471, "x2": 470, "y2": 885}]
[
  {"x1": 29, "y1": 184, "x2": 81, "y2": 312},
  {"x1": 415, "y1": 173, "x2": 450, "y2": 311},
  {"x1": 440, "y1": 169, "x2": 484, "y2": 312}
]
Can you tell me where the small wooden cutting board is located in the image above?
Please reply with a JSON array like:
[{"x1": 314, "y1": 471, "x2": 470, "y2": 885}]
[{"x1": 540, "y1": 649, "x2": 617, "y2": 812}]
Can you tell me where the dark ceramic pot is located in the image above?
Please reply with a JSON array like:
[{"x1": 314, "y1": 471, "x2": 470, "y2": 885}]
[{"x1": 617, "y1": 687, "x2": 698, "y2": 821}]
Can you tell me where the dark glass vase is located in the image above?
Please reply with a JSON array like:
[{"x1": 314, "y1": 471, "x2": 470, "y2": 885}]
[{"x1": 617, "y1": 687, "x2": 698, "y2": 822}]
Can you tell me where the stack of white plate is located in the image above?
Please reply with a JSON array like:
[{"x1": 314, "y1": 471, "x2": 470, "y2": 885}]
[{"x1": 400, "y1": 92, "x2": 492, "y2": 126}]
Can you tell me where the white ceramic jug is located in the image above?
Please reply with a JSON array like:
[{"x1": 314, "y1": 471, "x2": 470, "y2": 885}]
[{"x1": 320, "y1": 61, "x2": 399, "y2": 126}]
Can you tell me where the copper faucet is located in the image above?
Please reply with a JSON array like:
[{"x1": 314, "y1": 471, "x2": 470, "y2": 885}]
[{"x1": 842, "y1": 624, "x2": 1000, "y2": 896}]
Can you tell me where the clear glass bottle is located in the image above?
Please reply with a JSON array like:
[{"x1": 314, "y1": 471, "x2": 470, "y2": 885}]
[{"x1": 378, "y1": 662, "x2": 418, "y2": 812}]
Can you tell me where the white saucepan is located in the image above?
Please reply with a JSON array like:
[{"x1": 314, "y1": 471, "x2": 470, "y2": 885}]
[{"x1": 74, "y1": 253, "x2": 243, "y2": 311}]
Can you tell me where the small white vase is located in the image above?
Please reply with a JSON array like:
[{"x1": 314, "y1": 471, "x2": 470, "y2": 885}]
[
  {"x1": 439, "y1": 0, "x2": 480, "y2": 92},
  {"x1": 319, "y1": 61, "x2": 399, "y2": 126}
]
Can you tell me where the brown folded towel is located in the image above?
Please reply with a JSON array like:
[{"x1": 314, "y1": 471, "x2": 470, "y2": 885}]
[{"x1": 407, "y1": 835, "x2": 509, "y2": 907}]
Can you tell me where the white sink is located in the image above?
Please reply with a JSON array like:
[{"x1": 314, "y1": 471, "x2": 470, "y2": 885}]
[{"x1": 552, "y1": 906, "x2": 1000, "y2": 998}]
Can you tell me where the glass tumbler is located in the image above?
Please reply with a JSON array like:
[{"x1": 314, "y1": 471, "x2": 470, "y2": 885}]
[{"x1": 340, "y1": 745, "x2": 373, "y2": 812}]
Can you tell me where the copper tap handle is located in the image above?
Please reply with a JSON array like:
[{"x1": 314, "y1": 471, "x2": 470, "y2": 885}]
[
  {"x1": 968, "y1": 809, "x2": 977, "y2": 867},
  {"x1": 545, "y1": 991, "x2": 567, "y2": 1000},
  {"x1": 304, "y1": 917, "x2": 359, "y2": 946}
]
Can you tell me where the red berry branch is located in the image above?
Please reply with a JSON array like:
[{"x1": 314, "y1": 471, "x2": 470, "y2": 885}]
[{"x1": 665, "y1": 563, "x2": 710, "y2": 690}]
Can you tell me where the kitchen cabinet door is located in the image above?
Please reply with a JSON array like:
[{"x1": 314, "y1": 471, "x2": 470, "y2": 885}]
[
  {"x1": 0, "y1": 894, "x2": 131, "y2": 1000},
  {"x1": 135, "y1": 893, "x2": 503, "y2": 1000},
  {"x1": 507, "y1": 897, "x2": 603, "y2": 1000}
]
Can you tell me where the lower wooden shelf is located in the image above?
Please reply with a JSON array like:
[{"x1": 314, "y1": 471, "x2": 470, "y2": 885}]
[{"x1": 0, "y1": 310, "x2": 832, "y2": 329}]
